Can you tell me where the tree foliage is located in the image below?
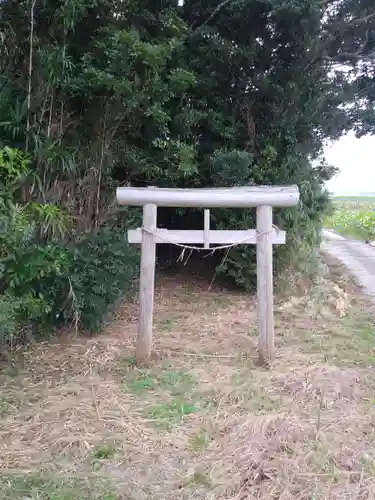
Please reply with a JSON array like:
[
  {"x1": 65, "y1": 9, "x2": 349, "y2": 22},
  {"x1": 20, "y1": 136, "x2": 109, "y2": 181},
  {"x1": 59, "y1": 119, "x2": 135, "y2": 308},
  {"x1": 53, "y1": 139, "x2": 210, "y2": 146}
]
[{"x1": 0, "y1": 0, "x2": 373, "y2": 346}]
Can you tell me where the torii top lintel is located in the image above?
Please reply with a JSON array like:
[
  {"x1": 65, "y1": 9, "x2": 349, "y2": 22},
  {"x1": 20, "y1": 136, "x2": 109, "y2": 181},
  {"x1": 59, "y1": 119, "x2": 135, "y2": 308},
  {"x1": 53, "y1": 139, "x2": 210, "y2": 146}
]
[{"x1": 116, "y1": 185, "x2": 300, "y2": 208}]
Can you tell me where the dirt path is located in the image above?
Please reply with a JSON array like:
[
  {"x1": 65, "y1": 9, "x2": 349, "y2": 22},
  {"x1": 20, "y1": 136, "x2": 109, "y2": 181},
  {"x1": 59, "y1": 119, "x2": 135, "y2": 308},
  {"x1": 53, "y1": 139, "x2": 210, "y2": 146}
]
[{"x1": 323, "y1": 229, "x2": 375, "y2": 299}]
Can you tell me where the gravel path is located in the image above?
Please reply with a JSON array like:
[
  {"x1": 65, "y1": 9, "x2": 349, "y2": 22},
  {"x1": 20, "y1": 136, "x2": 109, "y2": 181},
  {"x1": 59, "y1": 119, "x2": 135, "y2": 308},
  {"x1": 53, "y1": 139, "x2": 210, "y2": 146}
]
[{"x1": 322, "y1": 229, "x2": 375, "y2": 299}]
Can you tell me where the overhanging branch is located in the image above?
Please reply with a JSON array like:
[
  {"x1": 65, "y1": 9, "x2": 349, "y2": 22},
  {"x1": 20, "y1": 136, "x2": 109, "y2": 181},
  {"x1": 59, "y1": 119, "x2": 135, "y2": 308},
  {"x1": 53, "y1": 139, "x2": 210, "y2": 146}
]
[
  {"x1": 194, "y1": 0, "x2": 235, "y2": 32},
  {"x1": 348, "y1": 12, "x2": 375, "y2": 26},
  {"x1": 324, "y1": 52, "x2": 375, "y2": 63}
]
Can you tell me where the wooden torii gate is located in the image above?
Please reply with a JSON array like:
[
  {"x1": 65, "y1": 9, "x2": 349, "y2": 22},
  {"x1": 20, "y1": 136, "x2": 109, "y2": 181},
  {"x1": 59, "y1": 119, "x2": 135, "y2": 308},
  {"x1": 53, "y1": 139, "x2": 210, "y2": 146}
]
[{"x1": 116, "y1": 185, "x2": 300, "y2": 366}]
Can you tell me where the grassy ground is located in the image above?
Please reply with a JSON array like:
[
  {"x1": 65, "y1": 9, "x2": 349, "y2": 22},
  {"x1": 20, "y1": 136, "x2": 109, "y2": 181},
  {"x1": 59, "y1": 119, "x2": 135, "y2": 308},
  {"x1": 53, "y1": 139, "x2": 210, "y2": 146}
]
[
  {"x1": 1, "y1": 257, "x2": 375, "y2": 499},
  {"x1": 326, "y1": 196, "x2": 375, "y2": 240}
]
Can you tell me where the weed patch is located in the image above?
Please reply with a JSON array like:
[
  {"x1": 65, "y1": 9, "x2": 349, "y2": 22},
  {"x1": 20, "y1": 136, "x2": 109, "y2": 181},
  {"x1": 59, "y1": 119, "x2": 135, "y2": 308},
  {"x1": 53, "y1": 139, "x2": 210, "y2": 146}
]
[
  {"x1": 189, "y1": 471, "x2": 211, "y2": 487},
  {"x1": 0, "y1": 396, "x2": 16, "y2": 417},
  {"x1": 126, "y1": 372, "x2": 157, "y2": 393},
  {"x1": 0, "y1": 473, "x2": 116, "y2": 500},
  {"x1": 91, "y1": 445, "x2": 117, "y2": 471},
  {"x1": 189, "y1": 429, "x2": 213, "y2": 452},
  {"x1": 146, "y1": 400, "x2": 200, "y2": 428},
  {"x1": 124, "y1": 369, "x2": 196, "y2": 397}
]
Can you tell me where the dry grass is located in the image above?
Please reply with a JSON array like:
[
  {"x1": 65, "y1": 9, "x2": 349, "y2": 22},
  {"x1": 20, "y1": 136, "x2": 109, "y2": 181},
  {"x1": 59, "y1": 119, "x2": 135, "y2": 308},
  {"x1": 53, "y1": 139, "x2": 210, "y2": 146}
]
[{"x1": 1, "y1": 257, "x2": 375, "y2": 499}]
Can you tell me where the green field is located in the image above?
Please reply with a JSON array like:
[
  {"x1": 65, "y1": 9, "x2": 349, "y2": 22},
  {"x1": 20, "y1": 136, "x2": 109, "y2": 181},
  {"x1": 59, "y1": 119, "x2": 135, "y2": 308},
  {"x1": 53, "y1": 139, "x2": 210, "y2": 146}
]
[{"x1": 325, "y1": 196, "x2": 375, "y2": 240}]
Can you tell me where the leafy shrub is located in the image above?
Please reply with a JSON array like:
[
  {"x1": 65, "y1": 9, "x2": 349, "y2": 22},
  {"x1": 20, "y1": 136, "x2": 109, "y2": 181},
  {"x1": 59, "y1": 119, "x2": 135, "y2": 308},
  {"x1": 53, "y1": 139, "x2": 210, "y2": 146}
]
[
  {"x1": 0, "y1": 147, "x2": 140, "y2": 352},
  {"x1": 0, "y1": 148, "x2": 72, "y2": 348},
  {"x1": 62, "y1": 223, "x2": 140, "y2": 332},
  {"x1": 0, "y1": 293, "x2": 22, "y2": 351},
  {"x1": 196, "y1": 161, "x2": 329, "y2": 290},
  {"x1": 212, "y1": 207, "x2": 257, "y2": 289},
  {"x1": 0, "y1": 218, "x2": 140, "y2": 346}
]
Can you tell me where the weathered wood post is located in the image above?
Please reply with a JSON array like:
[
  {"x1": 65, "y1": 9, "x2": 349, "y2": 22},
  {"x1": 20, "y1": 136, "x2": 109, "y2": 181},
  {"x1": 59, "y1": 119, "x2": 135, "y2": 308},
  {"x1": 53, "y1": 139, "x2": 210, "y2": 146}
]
[
  {"x1": 117, "y1": 185, "x2": 300, "y2": 367},
  {"x1": 204, "y1": 209, "x2": 210, "y2": 249},
  {"x1": 137, "y1": 202, "x2": 157, "y2": 366},
  {"x1": 256, "y1": 205, "x2": 274, "y2": 364}
]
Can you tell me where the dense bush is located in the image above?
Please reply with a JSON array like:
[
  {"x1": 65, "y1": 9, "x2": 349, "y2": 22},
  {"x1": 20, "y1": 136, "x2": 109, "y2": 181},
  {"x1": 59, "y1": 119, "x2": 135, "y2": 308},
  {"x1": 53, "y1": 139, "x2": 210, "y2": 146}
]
[
  {"x1": 0, "y1": 147, "x2": 139, "y2": 352},
  {"x1": 62, "y1": 224, "x2": 140, "y2": 332}
]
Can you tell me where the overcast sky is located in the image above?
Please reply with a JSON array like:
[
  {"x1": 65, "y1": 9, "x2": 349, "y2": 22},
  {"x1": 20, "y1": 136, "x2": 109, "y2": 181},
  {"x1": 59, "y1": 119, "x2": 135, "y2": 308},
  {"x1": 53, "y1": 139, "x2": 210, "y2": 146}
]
[{"x1": 325, "y1": 132, "x2": 375, "y2": 194}]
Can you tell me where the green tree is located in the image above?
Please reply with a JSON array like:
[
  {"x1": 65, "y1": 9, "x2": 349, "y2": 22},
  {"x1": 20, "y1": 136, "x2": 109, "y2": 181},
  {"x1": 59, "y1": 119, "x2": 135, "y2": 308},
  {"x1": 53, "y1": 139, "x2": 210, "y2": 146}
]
[{"x1": 0, "y1": 0, "x2": 374, "y2": 346}]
